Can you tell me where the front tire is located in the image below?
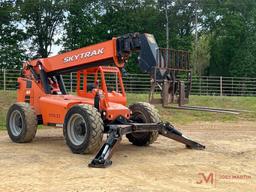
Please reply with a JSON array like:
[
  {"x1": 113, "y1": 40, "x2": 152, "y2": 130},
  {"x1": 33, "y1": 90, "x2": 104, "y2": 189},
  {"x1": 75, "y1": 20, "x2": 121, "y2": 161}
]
[
  {"x1": 6, "y1": 103, "x2": 38, "y2": 143},
  {"x1": 63, "y1": 104, "x2": 104, "y2": 154},
  {"x1": 126, "y1": 102, "x2": 160, "y2": 146}
]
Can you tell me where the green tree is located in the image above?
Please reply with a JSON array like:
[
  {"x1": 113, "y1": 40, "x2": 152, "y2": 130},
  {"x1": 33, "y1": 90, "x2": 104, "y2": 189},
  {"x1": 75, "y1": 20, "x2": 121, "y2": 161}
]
[
  {"x1": 158, "y1": 0, "x2": 195, "y2": 50},
  {"x1": 0, "y1": 1, "x2": 26, "y2": 68},
  {"x1": 62, "y1": 0, "x2": 102, "y2": 51},
  {"x1": 200, "y1": 0, "x2": 256, "y2": 76},
  {"x1": 208, "y1": 13, "x2": 246, "y2": 76},
  {"x1": 230, "y1": 8, "x2": 256, "y2": 77},
  {"x1": 191, "y1": 34, "x2": 211, "y2": 75},
  {"x1": 17, "y1": 0, "x2": 66, "y2": 58}
]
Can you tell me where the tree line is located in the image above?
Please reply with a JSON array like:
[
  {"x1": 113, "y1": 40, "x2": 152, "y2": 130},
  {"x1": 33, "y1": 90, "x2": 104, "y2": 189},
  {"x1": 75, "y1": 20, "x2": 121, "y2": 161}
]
[{"x1": 1, "y1": 0, "x2": 256, "y2": 77}]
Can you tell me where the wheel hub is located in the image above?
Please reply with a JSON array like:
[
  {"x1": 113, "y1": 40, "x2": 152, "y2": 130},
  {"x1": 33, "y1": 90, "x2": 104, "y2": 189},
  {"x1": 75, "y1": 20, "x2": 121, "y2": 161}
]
[
  {"x1": 67, "y1": 113, "x2": 87, "y2": 145},
  {"x1": 9, "y1": 110, "x2": 23, "y2": 136}
]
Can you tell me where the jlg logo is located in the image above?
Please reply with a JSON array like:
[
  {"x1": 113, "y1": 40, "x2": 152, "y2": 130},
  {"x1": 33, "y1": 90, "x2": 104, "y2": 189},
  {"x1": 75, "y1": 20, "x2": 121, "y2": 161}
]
[
  {"x1": 63, "y1": 48, "x2": 104, "y2": 63},
  {"x1": 196, "y1": 172, "x2": 215, "y2": 185}
]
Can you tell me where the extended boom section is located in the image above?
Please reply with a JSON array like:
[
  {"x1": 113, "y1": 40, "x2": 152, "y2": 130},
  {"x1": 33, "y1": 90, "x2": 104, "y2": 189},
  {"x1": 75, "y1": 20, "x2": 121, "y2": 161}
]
[
  {"x1": 26, "y1": 33, "x2": 146, "y2": 75},
  {"x1": 89, "y1": 122, "x2": 205, "y2": 168}
]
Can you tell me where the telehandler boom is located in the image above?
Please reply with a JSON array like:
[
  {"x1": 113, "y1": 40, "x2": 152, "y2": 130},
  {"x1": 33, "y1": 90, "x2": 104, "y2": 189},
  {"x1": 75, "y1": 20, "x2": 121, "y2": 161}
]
[{"x1": 6, "y1": 33, "x2": 205, "y2": 168}]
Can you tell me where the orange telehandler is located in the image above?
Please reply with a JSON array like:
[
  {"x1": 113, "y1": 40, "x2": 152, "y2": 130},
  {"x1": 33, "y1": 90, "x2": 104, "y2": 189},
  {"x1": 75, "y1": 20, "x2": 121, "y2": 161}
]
[{"x1": 6, "y1": 33, "x2": 205, "y2": 168}]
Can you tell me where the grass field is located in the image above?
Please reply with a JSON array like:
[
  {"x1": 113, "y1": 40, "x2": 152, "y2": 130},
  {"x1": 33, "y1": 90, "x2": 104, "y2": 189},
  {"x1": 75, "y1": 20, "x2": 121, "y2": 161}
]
[{"x1": 0, "y1": 90, "x2": 256, "y2": 129}]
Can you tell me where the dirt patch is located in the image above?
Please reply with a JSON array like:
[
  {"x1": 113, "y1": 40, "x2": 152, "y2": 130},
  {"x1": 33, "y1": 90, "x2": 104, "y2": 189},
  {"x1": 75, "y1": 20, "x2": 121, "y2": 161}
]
[{"x1": 0, "y1": 121, "x2": 255, "y2": 192}]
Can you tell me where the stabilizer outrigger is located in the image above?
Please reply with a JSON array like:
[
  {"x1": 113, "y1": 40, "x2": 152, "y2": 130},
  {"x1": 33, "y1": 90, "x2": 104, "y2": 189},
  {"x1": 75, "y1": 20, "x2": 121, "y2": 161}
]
[{"x1": 89, "y1": 121, "x2": 205, "y2": 168}]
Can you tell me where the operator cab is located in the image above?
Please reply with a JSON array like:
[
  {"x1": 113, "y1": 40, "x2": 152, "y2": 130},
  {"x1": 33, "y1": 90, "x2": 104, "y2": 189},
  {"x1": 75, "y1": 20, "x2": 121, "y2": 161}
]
[{"x1": 76, "y1": 66, "x2": 127, "y2": 106}]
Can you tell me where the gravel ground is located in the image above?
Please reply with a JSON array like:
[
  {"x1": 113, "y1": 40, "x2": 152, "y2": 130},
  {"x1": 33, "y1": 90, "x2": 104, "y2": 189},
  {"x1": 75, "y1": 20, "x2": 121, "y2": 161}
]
[{"x1": 0, "y1": 121, "x2": 255, "y2": 192}]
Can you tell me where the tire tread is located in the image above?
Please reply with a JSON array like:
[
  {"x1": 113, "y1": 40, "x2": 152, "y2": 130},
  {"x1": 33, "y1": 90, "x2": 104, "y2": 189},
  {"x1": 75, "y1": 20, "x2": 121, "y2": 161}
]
[{"x1": 126, "y1": 102, "x2": 160, "y2": 146}]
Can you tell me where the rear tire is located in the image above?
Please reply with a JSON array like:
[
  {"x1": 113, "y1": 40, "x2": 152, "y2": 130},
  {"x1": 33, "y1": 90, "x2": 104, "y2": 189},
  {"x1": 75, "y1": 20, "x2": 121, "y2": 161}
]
[
  {"x1": 6, "y1": 102, "x2": 37, "y2": 143},
  {"x1": 63, "y1": 104, "x2": 104, "y2": 154},
  {"x1": 126, "y1": 102, "x2": 160, "y2": 146}
]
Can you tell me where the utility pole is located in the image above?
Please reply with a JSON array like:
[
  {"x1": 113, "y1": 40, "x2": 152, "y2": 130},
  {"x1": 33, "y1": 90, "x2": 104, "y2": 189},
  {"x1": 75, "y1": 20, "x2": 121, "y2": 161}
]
[
  {"x1": 195, "y1": 0, "x2": 199, "y2": 73},
  {"x1": 195, "y1": 0, "x2": 198, "y2": 44},
  {"x1": 165, "y1": 1, "x2": 169, "y2": 49}
]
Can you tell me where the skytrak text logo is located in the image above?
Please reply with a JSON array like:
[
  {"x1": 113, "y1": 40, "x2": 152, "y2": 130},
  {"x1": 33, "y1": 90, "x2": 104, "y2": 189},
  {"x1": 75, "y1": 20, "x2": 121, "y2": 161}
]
[{"x1": 63, "y1": 48, "x2": 104, "y2": 63}]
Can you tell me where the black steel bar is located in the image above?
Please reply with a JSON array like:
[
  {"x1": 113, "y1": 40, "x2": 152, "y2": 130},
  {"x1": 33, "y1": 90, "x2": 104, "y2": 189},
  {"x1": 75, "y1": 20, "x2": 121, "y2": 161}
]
[
  {"x1": 89, "y1": 122, "x2": 205, "y2": 168},
  {"x1": 88, "y1": 128, "x2": 121, "y2": 168},
  {"x1": 27, "y1": 65, "x2": 40, "y2": 81},
  {"x1": 38, "y1": 62, "x2": 51, "y2": 94},
  {"x1": 169, "y1": 105, "x2": 240, "y2": 114},
  {"x1": 56, "y1": 75, "x2": 67, "y2": 95},
  {"x1": 158, "y1": 122, "x2": 205, "y2": 150}
]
